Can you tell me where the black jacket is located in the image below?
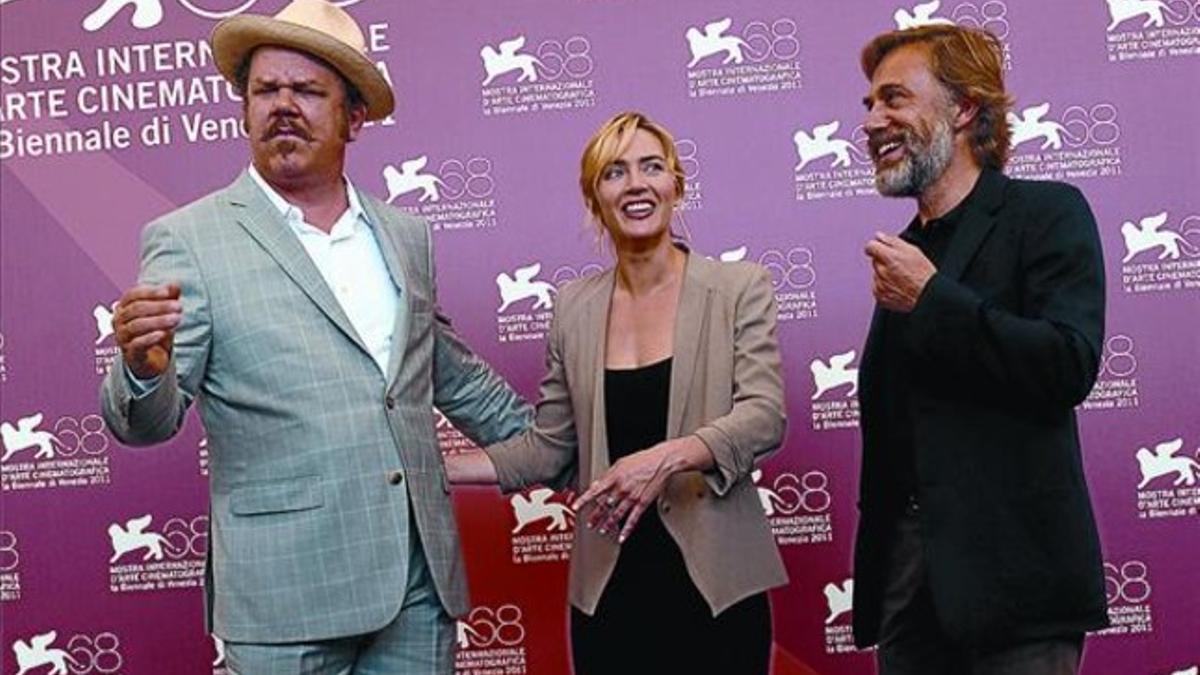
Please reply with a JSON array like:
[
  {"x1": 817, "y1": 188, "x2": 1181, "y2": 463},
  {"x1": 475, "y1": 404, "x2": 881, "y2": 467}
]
[{"x1": 852, "y1": 168, "x2": 1110, "y2": 649}]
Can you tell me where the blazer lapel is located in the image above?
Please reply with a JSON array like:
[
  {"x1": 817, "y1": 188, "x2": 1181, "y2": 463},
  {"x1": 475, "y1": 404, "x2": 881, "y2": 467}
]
[
  {"x1": 359, "y1": 196, "x2": 412, "y2": 388},
  {"x1": 936, "y1": 169, "x2": 1007, "y2": 282},
  {"x1": 667, "y1": 254, "x2": 710, "y2": 438},
  {"x1": 225, "y1": 172, "x2": 369, "y2": 355},
  {"x1": 587, "y1": 269, "x2": 616, "y2": 484}
]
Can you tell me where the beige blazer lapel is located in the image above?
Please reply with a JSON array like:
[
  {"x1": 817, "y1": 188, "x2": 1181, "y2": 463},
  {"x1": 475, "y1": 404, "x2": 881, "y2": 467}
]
[
  {"x1": 668, "y1": 256, "x2": 710, "y2": 438},
  {"x1": 586, "y1": 268, "x2": 615, "y2": 485},
  {"x1": 225, "y1": 172, "x2": 370, "y2": 357}
]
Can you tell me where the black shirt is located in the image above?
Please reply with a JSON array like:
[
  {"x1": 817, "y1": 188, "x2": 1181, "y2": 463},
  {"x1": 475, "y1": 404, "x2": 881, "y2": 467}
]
[{"x1": 880, "y1": 177, "x2": 981, "y2": 504}]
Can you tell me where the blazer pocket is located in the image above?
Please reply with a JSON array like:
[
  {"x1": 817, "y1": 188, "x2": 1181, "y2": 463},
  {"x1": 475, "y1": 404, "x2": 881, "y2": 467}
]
[{"x1": 230, "y1": 476, "x2": 324, "y2": 516}]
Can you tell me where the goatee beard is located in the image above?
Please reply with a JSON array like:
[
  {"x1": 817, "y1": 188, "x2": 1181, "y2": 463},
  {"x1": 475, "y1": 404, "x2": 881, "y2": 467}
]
[{"x1": 875, "y1": 116, "x2": 954, "y2": 198}]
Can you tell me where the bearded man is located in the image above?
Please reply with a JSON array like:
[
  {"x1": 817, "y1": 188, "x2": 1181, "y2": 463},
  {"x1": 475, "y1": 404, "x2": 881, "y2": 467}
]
[{"x1": 850, "y1": 25, "x2": 1109, "y2": 675}]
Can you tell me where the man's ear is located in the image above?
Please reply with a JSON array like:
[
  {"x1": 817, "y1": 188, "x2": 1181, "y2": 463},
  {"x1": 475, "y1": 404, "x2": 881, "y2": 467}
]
[
  {"x1": 346, "y1": 105, "x2": 368, "y2": 142},
  {"x1": 954, "y1": 97, "x2": 979, "y2": 133}
]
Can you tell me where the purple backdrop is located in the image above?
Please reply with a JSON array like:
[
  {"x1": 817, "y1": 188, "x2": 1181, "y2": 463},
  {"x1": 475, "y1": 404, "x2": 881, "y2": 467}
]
[{"x1": 1, "y1": 0, "x2": 1197, "y2": 673}]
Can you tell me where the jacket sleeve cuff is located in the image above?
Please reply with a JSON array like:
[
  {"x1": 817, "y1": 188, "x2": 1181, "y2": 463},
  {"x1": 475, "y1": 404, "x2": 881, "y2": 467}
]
[{"x1": 693, "y1": 427, "x2": 737, "y2": 497}]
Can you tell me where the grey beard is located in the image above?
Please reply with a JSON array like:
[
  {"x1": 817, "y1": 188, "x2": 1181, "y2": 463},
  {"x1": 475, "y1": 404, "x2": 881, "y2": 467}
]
[{"x1": 874, "y1": 118, "x2": 954, "y2": 198}]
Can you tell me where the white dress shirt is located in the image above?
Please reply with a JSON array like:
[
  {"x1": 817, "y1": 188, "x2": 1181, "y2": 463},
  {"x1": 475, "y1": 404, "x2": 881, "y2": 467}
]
[
  {"x1": 248, "y1": 166, "x2": 399, "y2": 376},
  {"x1": 128, "y1": 167, "x2": 400, "y2": 394}
]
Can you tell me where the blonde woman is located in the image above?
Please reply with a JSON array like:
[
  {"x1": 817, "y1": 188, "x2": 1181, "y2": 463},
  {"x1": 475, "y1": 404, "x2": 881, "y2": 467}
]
[{"x1": 447, "y1": 111, "x2": 787, "y2": 674}]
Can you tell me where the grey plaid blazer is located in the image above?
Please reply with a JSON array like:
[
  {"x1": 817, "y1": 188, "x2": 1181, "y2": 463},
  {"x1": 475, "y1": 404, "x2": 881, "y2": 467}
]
[{"x1": 100, "y1": 171, "x2": 529, "y2": 643}]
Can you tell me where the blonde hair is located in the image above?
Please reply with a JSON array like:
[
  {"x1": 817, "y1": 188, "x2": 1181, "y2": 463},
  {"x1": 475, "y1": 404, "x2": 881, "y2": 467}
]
[
  {"x1": 861, "y1": 25, "x2": 1013, "y2": 169},
  {"x1": 579, "y1": 111, "x2": 686, "y2": 226}
]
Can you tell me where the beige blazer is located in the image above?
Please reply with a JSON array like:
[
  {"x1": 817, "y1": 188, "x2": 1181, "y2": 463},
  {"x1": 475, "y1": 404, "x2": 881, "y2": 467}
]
[{"x1": 485, "y1": 251, "x2": 789, "y2": 616}]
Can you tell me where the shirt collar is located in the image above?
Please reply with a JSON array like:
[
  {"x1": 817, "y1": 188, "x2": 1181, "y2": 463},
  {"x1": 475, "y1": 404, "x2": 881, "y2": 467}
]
[
  {"x1": 247, "y1": 164, "x2": 369, "y2": 232},
  {"x1": 902, "y1": 169, "x2": 986, "y2": 241}
]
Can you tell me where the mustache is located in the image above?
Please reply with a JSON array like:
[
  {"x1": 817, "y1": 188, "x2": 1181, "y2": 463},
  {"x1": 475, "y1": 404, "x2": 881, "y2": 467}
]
[{"x1": 261, "y1": 118, "x2": 311, "y2": 142}]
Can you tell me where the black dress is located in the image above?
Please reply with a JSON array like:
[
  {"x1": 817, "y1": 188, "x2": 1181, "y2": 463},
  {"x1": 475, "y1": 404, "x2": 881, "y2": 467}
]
[{"x1": 570, "y1": 357, "x2": 772, "y2": 675}]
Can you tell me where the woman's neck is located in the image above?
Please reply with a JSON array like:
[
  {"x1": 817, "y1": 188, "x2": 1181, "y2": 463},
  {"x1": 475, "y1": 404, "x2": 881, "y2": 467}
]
[{"x1": 614, "y1": 238, "x2": 685, "y2": 297}]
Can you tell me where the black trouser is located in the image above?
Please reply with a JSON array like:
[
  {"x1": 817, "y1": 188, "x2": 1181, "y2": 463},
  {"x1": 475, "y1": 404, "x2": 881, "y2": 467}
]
[
  {"x1": 876, "y1": 507, "x2": 1084, "y2": 675},
  {"x1": 570, "y1": 592, "x2": 771, "y2": 675}
]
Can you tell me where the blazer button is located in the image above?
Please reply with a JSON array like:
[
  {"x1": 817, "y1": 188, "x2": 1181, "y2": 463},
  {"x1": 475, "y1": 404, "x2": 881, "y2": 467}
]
[
  {"x1": 388, "y1": 470, "x2": 404, "y2": 485},
  {"x1": 385, "y1": 396, "x2": 397, "y2": 410},
  {"x1": 660, "y1": 502, "x2": 671, "y2": 513}
]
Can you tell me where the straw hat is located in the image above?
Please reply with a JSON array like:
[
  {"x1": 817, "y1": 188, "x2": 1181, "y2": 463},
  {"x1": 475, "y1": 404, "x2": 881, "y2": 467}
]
[{"x1": 211, "y1": 0, "x2": 394, "y2": 120}]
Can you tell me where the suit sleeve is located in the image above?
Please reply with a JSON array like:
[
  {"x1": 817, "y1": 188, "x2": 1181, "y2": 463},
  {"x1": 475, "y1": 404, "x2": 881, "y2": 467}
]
[
  {"x1": 427, "y1": 223, "x2": 533, "y2": 447},
  {"x1": 692, "y1": 266, "x2": 788, "y2": 497},
  {"x1": 906, "y1": 185, "x2": 1105, "y2": 413},
  {"x1": 481, "y1": 301, "x2": 579, "y2": 493},
  {"x1": 100, "y1": 221, "x2": 212, "y2": 445}
]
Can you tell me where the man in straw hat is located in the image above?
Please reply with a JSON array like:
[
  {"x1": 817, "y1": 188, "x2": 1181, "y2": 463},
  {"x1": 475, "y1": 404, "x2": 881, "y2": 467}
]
[{"x1": 100, "y1": 0, "x2": 530, "y2": 671}]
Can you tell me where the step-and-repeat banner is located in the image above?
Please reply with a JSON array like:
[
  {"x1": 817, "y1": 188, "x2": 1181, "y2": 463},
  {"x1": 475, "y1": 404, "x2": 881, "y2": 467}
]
[{"x1": 1, "y1": 1, "x2": 1197, "y2": 673}]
